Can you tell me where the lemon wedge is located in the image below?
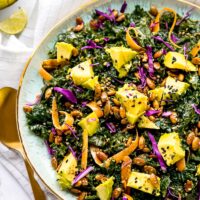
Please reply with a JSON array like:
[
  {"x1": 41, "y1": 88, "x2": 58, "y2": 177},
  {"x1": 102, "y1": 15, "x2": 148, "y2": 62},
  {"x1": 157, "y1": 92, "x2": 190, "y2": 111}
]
[
  {"x1": 0, "y1": 8, "x2": 27, "y2": 34},
  {"x1": 0, "y1": 0, "x2": 16, "y2": 10}
]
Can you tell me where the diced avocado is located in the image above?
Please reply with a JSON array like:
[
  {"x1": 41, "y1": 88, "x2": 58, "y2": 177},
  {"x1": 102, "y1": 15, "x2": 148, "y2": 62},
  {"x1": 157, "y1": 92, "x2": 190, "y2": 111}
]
[
  {"x1": 127, "y1": 172, "x2": 160, "y2": 196},
  {"x1": 118, "y1": 63, "x2": 132, "y2": 78},
  {"x1": 78, "y1": 112, "x2": 99, "y2": 136},
  {"x1": 164, "y1": 52, "x2": 197, "y2": 71},
  {"x1": 138, "y1": 116, "x2": 160, "y2": 129},
  {"x1": 116, "y1": 84, "x2": 148, "y2": 124},
  {"x1": 164, "y1": 76, "x2": 190, "y2": 100},
  {"x1": 82, "y1": 76, "x2": 99, "y2": 90},
  {"x1": 149, "y1": 87, "x2": 165, "y2": 102},
  {"x1": 96, "y1": 177, "x2": 114, "y2": 200},
  {"x1": 196, "y1": 164, "x2": 200, "y2": 176},
  {"x1": 158, "y1": 132, "x2": 185, "y2": 166},
  {"x1": 57, "y1": 153, "x2": 77, "y2": 189},
  {"x1": 56, "y1": 42, "x2": 75, "y2": 61},
  {"x1": 106, "y1": 46, "x2": 137, "y2": 77},
  {"x1": 71, "y1": 60, "x2": 94, "y2": 85}
]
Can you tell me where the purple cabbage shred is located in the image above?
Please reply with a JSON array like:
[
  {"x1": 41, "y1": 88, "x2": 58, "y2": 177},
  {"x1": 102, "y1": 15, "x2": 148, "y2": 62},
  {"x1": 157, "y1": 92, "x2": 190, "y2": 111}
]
[
  {"x1": 153, "y1": 36, "x2": 174, "y2": 51},
  {"x1": 148, "y1": 132, "x2": 167, "y2": 171},
  {"x1": 120, "y1": 1, "x2": 127, "y2": 13}
]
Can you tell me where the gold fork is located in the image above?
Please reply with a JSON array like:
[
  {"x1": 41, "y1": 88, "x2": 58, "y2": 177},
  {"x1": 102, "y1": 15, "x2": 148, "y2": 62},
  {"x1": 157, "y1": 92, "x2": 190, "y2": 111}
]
[{"x1": 0, "y1": 87, "x2": 46, "y2": 200}]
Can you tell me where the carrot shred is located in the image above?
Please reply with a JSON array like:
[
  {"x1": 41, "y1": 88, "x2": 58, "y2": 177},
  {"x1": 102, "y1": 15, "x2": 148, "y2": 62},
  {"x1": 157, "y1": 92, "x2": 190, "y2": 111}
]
[
  {"x1": 121, "y1": 156, "x2": 132, "y2": 189},
  {"x1": 52, "y1": 97, "x2": 61, "y2": 129},
  {"x1": 126, "y1": 27, "x2": 143, "y2": 51},
  {"x1": 59, "y1": 111, "x2": 74, "y2": 131},
  {"x1": 86, "y1": 101, "x2": 103, "y2": 118},
  {"x1": 39, "y1": 67, "x2": 53, "y2": 81},
  {"x1": 191, "y1": 41, "x2": 200, "y2": 57},
  {"x1": 104, "y1": 132, "x2": 139, "y2": 168},
  {"x1": 81, "y1": 129, "x2": 88, "y2": 170},
  {"x1": 152, "y1": 8, "x2": 180, "y2": 49},
  {"x1": 42, "y1": 59, "x2": 68, "y2": 70}
]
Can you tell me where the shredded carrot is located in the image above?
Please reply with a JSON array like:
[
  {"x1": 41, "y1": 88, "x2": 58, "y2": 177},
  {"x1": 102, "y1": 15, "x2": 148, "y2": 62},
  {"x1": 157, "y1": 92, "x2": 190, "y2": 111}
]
[
  {"x1": 121, "y1": 156, "x2": 132, "y2": 189},
  {"x1": 86, "y1": 101, "x2": 103, "y2": 118},
  {"x1": 81, "y1": 129, "x2": 88, "y2": 170},
  {"x1": 152, "y1": 8, "x2": 180, "y2": 48},
  {"x1": 39, "y1": 67, "x2": 53, "y2": 81},
  {"x1": 52, "y1": 97, "x2": 61, "y2": 129},
  {"x1": 42, "y1": 59, "x2": 67, "y2": 70},
  {"x1": 126, "y1": 27, "x2": 143, "y2": 51},
  {"x1": 191, "y1": 41, "x2": 200, "y2": 57},
  {"x1": 104, "y1": 132, "x2": 139, "y2": 168},
  {"x1": 59, "y1": 111, "x2": 74, "y2": 131}
]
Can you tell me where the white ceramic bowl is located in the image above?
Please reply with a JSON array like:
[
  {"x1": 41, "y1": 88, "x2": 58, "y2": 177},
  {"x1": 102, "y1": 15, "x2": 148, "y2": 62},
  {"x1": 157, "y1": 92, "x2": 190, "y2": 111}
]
[{"x1": 17, "y1": 0, "x2": 200, "y2": 199}]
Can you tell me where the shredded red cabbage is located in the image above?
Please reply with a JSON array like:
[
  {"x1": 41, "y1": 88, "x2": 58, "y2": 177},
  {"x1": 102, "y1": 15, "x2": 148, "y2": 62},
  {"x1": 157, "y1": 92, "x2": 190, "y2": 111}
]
[
  {"x1": 192, "y1": 104, "x2": 200, "y2": 115},
  {"x1": 72, "y1": 166, "x2": 94, "y2": 185},
  {"x1": 129, "y1": 22, "x2": 136, "y2": 27},
  {"x1": 165, "y1": 22, "x2": 169, "y2": 30},
  {"x1": 106, "y1": 122, "x2": 116, "y2": 133},
  {"x1": 51, "y1": 128, "x2": 57, "y2": 135},
  {"x1": 122, "y1": 196, "x2": 128, "y2": 200},
  {"x1": 146, "y1": 46, "x2": 155, "y2": 78},
  {"x1": 148, "y1": 132, "x2": 167, "y2": 171},
  {"x1": 54, "y1": 87, "x2": 77, "y2": 104},
  {"x1": 153, "y1": 36, "x2": 174, "y2": 51},
  {"x1": 138, "y1": 66, "x2": 146, "y2": 88},
  {"x1": 183, "y1": 43, "x2": 189, "y2": 60},
  {"x1": 95, "y1": 9, "x2": 115, "y2": 22},
  {"x1": 26, "y1": 94, "x2": 41, "y2": 106},
  {"x1": 162, "y1": 111, "x2": 172, "y2": 117},
  {"x1": 120, "y1": 0, "x2": 127, "y2": 13},
  {"x1": 198, "y1": 180, "x2": 200, "y2": 200},
  {"x1": 44, "y1": 140, "x2": 55, "y2": 155},
  {"x1": 171, "y1": 34, "x2": 179, "y2": 43},
  {"x1": 81, "y1": 101, "x2": 88, "y2": 107},
  {"x1": 65, "y1": 124, "x2": 78, "y2": 140},
  {"x1": 90, "y1": 62, "x2": 99, "y2": 66},
  {"x1": 104, "y1": 37, "x2": 110, "y2": 42},
  {"x1": 145, "y1": 110, "x2": 160, "y2": 116},
  {"x1": 150, "y1": 22, "x2": 159, "y2": 29},
  {"x1": 68, "y1": 145, "x2": 76, "y2": 158},
  {"x1": 176, "y1": 8, "x2": 193, "y2": 26},
  {"x1": 81, "y1": 39, "x2": 103, "y2": 50},
  {"x1": 105, "y1": 62, "x2": 111, "y2": 67},
  {"x1": 165, "y1": 187, "x2": 179, "y2": 199}
]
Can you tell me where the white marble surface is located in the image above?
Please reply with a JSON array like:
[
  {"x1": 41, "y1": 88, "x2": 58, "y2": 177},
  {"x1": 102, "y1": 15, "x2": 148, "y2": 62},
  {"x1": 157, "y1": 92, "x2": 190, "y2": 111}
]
[{"x1": 0, "y1": 0, "x2": 199, "y2": 200}]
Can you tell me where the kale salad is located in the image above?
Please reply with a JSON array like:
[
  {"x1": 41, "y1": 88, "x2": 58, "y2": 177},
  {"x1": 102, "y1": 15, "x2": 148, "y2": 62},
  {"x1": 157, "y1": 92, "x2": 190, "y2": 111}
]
[{"x1": 23, "y1": 1, "x2": 200, "y2": 200}]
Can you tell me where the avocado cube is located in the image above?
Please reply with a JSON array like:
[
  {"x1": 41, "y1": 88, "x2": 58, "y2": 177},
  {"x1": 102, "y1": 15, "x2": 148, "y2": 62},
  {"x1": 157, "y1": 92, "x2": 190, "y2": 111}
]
[
  {"x1": 57, "y1": 153, "x2": 77, "y2": 189},
  {"x1": 116, "y1": 84, "x2": 148, "y2": 124},
  {"x1": 71, "y1": 60, "x2": 94, "y2": 86},
  {"x1": 56, "y1": 42, "x2": 75, "y2": 61},
  {"x1": 106, "y1": 46, "x2": 137, "y2": 77},
  {"x1": 164, "y1": 52, "x2": 197, "y2": 71},
  {"x1": 82, "y1": 76, "x2": 99, "y2": 90},
  {"x1": 127, "y1": 172, "x2": 160, "y2": 196},
  {"x1": 164, "y1": 76, "x2": 190, "y2": 100},
  {"x1": 96, "y1": 177, "x2": 114, "y2": 200},
  {"x1": 138, "y1": 116, "x2": 160, "y2": 129},
  {"x1": 78, "y1": 112, "x2": 99, "y2": 136},
  {"x1": 158, "y1": 132, "x2": 185, "y2": 166}
]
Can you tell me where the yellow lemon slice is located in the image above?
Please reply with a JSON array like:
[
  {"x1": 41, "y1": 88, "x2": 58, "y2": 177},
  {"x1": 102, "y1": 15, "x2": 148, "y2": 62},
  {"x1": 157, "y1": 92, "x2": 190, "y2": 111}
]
[
  {"x1": 0, "y1": 8, "x2": 27, "y2": 34},
  {"x1": 0, "y1": 0, "x2": 16, "y2": 10}
]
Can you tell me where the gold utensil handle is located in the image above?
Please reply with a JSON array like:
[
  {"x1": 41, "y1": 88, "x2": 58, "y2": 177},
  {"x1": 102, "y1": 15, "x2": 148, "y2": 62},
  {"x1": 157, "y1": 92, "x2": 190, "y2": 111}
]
[
  {"x1": 0, "y1": 87, "x2": 46, "y2": 200},
  {"x1": 20, "y1": 150, "x2": 46, "y2": 200}
]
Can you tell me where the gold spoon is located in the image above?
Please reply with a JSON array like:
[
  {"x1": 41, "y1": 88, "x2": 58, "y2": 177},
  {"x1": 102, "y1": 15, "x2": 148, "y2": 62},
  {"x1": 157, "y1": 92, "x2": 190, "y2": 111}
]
[{"x1": 0, "y1": 87, "x2": 46, "y2": 200}]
